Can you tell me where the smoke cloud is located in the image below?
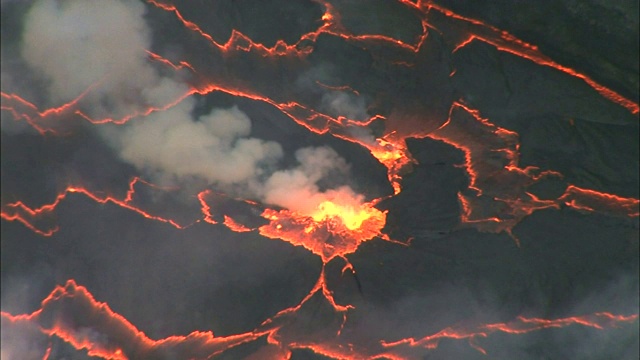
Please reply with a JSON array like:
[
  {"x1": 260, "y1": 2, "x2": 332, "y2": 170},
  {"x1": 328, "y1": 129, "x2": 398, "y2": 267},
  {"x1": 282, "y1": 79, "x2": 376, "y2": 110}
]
[
  {"x1": 109, "y1": 102, "x2": 366, "y2": 216},
  {"x1": 262, "y1": 146, "x2": 365, "y2": 215},
  {"x1": 20, "y1": 0, "x2": 183, "y2": 119},
  {"x1": 16, "y1": 0, "x2": 369, "y2": 216},
  {"x1": 112, "y1": 100, "x2": 284, "y2": 186}
]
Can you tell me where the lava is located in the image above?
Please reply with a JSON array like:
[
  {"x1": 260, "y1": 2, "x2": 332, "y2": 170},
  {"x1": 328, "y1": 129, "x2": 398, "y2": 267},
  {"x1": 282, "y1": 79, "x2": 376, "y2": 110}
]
[
  {"x1": 1, "y1": 84, "x2": 195, "y2": 129},
  {"x1": 145, "y1": 50, "x2": 195, "y2": 72},
  {"x1": 419, "y1": 1, "x2": 639, "y2": 115},
  {"x1": 1, "y1": 280, "x2": 265, "y2": 360},
  {"x1": 258, "y1": 199, "x2": 387, "y2": 263},
  {"x1": 559, "y1": 185, "x2": 640, "y2": 218},
  {"x1": 195, "y1": 189, "x2": 389, "y2": 263},
  {"x1": 196, "y1": 190, "x2": 219, "y2": 225},
  {"x1": 1, "y1": 81, "x2": 100, "y2": 135},
  {"x1": 223, "y1": 215, "x2": 253, "y2": 233},
  {"x1": 381, "y1": 312, "x2": 639, "y2": 354},
  {"x1": 365, "y1": 137, "x2": 415, "y2": 195},
  {"x1": 312, "y1": 200, "x2": 381, "y2": 232},
  {"x1": 42, "y1": 345, "x2": 52, "y2": 360},
  {"x1": 146, "y1": 0, "x2": 315, "y2": 57},
  {"x1": 2, "y1": 279, "x2": 637, "y2": 359},
  {"x1": 1, "y1": 177, "x2": 190, "y2": 235},
  {"x1": 2, "y1": 0, "x2": 639, "y2": 359},
  {"x1": 421, "y1": 102, "x2": 563, "y2": 238}
]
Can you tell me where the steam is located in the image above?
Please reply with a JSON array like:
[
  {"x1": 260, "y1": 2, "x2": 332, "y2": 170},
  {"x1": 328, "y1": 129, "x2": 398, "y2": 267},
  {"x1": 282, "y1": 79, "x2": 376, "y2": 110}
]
[
  {"x1": 296, "y1": 64, "x2": 378, "y2": 144},
  {"x1": 17, "y1": 0, "x2": 367, "y2": 215},
  {"x1": 112, "y1": 100, "x2": 283, "y2": 186},
  {"x1": 262, "y1": 147, "x2": 365, "y2": 215},
  {"x1": 320, "y1": 91, "x2": 370, "y2": 122},
  {"x1": 20, "y1": 0, "x2": 184, "y2": 119},
  {"x1": 109, "y1": 101, "x2": 365, "y2": 215}
]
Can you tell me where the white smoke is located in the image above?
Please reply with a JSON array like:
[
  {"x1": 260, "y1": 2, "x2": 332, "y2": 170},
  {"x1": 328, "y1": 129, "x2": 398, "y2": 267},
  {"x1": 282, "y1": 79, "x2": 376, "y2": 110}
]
[
  {"x1": 262, "y1": 146, "x2": 365, "y2": 215},
  {"x1": 110, "y1": 103, "x2": 365, "y2": 214},
  {"x1": 20, "y1": 0, "x2": 182, "y2": 119},
  {"x1": 297, "y1": 65, "x2": 372, "y2": 123},
  {"x1": 17, "y1": 0, "x2": 368, "y2": 215},
  {"x1": 111, "y1": 99, "x2": 284, "y2": 186}
]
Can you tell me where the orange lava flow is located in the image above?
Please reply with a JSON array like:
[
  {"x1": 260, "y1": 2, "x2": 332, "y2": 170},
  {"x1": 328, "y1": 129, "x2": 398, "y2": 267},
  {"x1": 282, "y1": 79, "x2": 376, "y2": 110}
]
[
  {"x1": 381, "y1": 313, "x2": 639, "y2": 354},
  {"x1": 1, "y1": 280, "x2": 266, "y2": 360},
  {"x1": 3, "y1": 2, "x2": 640, "y2": 359},
  {"x1": 1, "y1": 275, "x2": 353, "y2": 360},
  {"x1": 42, "y1": 344, "x2": 52, "y2": 360},
  {"x1": 223, "y1": 215, "x2": 253, "y2": 232},
  {"x1": 259, "y1": 200, "x2": 387, "y2": 263},
  {"x1": 1, "y1": 83, "x2": 195, "y2": 130},
  {"x1": 315, "y1": 81, "x2": 361, "y2": 96},
  {"x1": 1, "y1": 80, "x2": 100, "y2": 135},
  {"x1": 559, "y1": 185, "x2": 640, "y2": 217},
  {"x1": 422, "y1": 102, "x2": 559, "y2": 238},
  {"x1": 145, "y1": 50, "x2": 195, "y2": 72},
  {"x1": 195, "y1": 190, "x2": 390, "y2": 263},
  {"x1": 148, "y1": 0, "x2": 429, "y2": 58},
  {"x1": 146, "y1": 0, "x2": 313, "y2": 57},
  {"x1": 196, "y1": 190, "x2": 218, "y2": 225},
  {"x1": 1, "y1": 177, "x2": 189, "y2": 235},
  {"x1": 417, "y1": 1, "x2": 640, "y2": 116},
  {"x1": 368, "y1": 138, "x2": 415, "y2": 195},
  {"x1": 1, "y1": 277, "x2": 637, "y2": 360},
  {"x1": 414, "y1": 101, "x2": 639, "y2": 239}
]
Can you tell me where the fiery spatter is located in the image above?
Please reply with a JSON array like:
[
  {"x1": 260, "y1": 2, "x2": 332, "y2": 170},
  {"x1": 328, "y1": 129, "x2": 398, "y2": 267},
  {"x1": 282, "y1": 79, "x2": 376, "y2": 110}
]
[
  {"x1": 195, "y1": 189, "x2": 389, "y2": 261},
  {"x1": 258, "y1": 199, "x2": 387, "y2": 263}
]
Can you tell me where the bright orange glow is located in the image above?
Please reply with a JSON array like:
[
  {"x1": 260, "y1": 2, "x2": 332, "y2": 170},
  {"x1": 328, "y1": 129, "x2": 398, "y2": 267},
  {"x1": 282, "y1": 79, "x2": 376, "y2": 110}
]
[
  {"x1": 1, "y1": 280, "x2": 265, "y2": 360},
  {"x1": 259, "y1": 200, "x2": 387, "y2": 263},
  {"x1": 42, "y1": 345, "x2": 52, "y2": 360},
  {"x1": 419, "y1": 1, "x2": 639, "y2": 115},
  {"x1": 145, "y1": 50, "x2": 195, "y2": 72},
  {"x1": 2, "y1": 0, "x2": 639, "y2": 359},
  {"x1": 312, "y1": 200, "x2": 378, "y2": 231},
  {"x1": 361, "y1": 137, "x2": 414, "y2": 195},
  {"x1": 2, "y1": 280, "x2": 636, "y2": 359},
  {"x1": 1, "y1": 178, "x2": 191, "y2": 235},
  {"x1": 223, "y1": 215, "x2": 253, "y2": 232},
  {"x1": 560, "y1": 185, "x2": 640, "y2": 217}
]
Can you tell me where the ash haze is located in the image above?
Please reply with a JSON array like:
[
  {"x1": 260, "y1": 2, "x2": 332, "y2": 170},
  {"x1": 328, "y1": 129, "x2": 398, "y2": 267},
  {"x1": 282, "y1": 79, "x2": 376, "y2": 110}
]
[{"x1": 1, "y1": 0, "x2": 638, "y2": 359}]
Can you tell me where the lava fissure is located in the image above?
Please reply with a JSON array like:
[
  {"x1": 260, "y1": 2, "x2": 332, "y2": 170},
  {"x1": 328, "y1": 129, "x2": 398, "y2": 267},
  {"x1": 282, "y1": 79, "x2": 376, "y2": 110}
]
[
  {"x1": 2, "y1": 0, "x2": 639, "y2": 359},
  {"x1": 1, "y1": 178, "x2": 191, "y2": 235}
]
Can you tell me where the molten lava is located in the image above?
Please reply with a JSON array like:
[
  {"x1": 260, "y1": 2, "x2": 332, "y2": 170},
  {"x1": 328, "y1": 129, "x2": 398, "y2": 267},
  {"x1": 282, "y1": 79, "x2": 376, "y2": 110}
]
[
  {"x1": 259, "y1": 199, "x2": 386, "y2": 263},
  {"x1": 312, "y1": 200, "x2": 380, "y2": 231},
  {"x1": 3, "y1": 279, "x2": 637, "y2": 360},
  {"x1": 2, "y1": 0, "x2": 639, "y2": 359}
]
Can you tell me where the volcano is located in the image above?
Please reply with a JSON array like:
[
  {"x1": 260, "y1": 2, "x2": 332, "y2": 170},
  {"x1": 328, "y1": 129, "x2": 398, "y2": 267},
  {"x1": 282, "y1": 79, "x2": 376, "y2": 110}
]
[{"x1": 1, "y1": 0, "x2": 638, "y2": 359}]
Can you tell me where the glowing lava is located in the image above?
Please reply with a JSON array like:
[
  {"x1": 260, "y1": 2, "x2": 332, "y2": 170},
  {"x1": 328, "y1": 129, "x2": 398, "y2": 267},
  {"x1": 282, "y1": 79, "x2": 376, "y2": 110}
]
[
  {"x1": 2, "y1": 280, "x2": 636, "y2": 359},
  {"x1": 2, "y1": 0, "x2": 639, "y2": 359},
  {"x1": 312, "y1": 200, "x2": 380, "y2": 231},
  {"x1": 1, "y1": 178, "x2": 190, "y2": 236},
  {"x1": 259, "y1": 199, "x2": 387, "y2": 263},
  {"x1": 1, "y1": 280, "x2": 265, "y2": 360},
  {"x1": 381, "y1": 312, "x2": 639, "y2": 355}
]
